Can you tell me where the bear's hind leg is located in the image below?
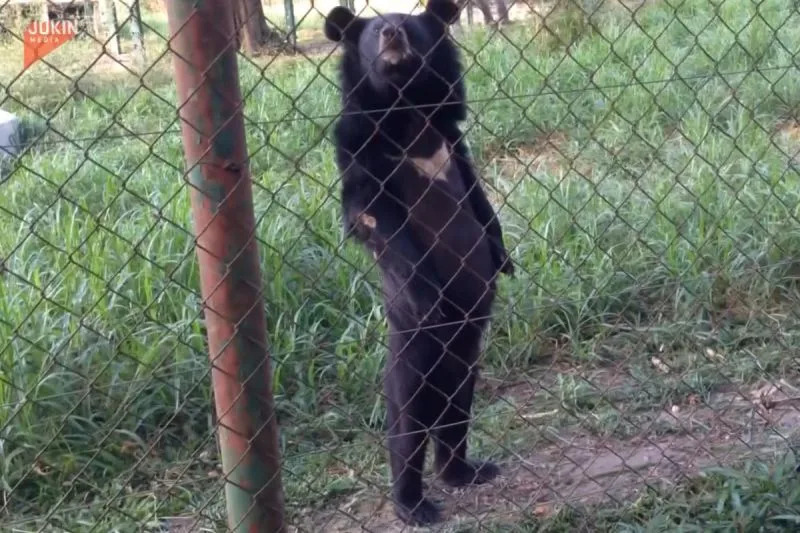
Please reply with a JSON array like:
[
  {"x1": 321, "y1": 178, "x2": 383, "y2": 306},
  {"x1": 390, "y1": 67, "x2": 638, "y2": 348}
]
[
  {"x1": 385, "y1": 326, "x2": 445, "y2": 526},
  {"x1": 433, "y1": 323, "x2": 500, "y2": 487}
]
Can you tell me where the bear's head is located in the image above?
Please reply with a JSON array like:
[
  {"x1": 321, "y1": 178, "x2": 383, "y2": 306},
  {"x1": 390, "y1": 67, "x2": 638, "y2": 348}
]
[{"x1": 323, "y1": 1, "x2": 461, "y2": 97}]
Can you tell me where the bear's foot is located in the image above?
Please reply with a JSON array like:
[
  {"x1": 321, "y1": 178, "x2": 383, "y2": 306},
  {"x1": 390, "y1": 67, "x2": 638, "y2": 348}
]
[
  {"x1": 394, "y1": 496, "x2": 442, "y2": 526},
  {"x1": 440, "y1": 458, "x2": 500, "y2": 487}
]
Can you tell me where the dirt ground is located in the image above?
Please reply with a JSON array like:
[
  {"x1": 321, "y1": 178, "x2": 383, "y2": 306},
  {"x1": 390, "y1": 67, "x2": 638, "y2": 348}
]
[{"x1": 300, "y1": 378, "x2": 800, "y2": 532}]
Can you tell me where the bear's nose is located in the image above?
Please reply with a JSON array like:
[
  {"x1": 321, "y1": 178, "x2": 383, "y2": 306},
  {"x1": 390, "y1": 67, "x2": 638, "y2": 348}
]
[{"x1": 381, "y1": 25, "x2": 404, "y2": 41}]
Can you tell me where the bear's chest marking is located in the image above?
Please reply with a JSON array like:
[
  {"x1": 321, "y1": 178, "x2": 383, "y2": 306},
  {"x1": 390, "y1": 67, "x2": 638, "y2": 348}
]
[{"x1": 390, "y1": 141, "x2": 452, "y2": 182}]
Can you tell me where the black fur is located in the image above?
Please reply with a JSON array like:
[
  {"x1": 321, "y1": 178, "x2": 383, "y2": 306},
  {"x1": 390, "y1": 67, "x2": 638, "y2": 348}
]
[{"x1": 324, "y1": 1, "x2": 513, "y2": 525}]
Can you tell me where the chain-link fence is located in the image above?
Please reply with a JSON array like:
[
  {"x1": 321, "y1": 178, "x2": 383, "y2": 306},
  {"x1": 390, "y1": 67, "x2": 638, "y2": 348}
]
[{"x1": 2, "y1": 0, "x2": 800, "y2": 531}]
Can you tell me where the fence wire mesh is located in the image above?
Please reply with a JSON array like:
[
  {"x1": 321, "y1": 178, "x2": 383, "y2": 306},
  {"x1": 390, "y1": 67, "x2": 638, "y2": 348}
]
[{"x1": 2, "y1": 0, "x2": 800, "y2": 531}]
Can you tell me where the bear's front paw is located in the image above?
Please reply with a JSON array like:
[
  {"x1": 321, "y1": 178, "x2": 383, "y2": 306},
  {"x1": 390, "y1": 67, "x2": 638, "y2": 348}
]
[{"x1": 497, "y1": 251, "x2": 515, "y2": 277}]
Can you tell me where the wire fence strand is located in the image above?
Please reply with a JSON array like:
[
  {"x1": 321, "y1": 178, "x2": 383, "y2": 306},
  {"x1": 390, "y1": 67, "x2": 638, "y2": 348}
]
[{"x1": 2, "y1": 0, "x2": 800, "y2": 531}]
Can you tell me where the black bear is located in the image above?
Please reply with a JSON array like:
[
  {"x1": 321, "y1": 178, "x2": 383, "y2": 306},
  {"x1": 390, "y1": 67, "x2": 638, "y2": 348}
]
[{"x1": 324, "y1": 0, "x2": 514, "y2": 525}]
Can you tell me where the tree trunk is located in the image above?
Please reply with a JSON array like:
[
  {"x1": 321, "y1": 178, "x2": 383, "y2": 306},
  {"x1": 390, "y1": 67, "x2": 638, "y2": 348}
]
[
  {"x1": 233, "y1": 0, "x2": 283, "y2": 56},
  {"x1": 496, "y1": 0, "x2": 510, "y2": 24}
]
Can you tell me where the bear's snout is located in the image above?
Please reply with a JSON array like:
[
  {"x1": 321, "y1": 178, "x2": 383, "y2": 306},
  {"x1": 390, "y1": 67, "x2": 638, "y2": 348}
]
[
  {"x1": 380, "y1": 25, "x2": 405, "y2": 42},
  {"x1": 378, "y1": 24, "x2": 410, "y2": 65}
]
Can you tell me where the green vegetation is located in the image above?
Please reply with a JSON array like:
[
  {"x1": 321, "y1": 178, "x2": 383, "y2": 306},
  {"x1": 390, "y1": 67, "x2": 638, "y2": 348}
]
[{"x1": 1, "y1": 0, "x2": 799, "y2": 529}]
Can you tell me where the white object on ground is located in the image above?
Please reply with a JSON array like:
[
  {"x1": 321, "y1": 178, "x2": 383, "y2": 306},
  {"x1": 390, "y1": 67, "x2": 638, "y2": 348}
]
[{"x1": 0, "y1": 109, "x2": 21, "y2": 159}]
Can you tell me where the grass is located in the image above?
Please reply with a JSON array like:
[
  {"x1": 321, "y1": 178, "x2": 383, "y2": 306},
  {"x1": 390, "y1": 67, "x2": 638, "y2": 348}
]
[
  {"x1": 474, "y1": 455, "x2": 800, "y2": 532},
  {"x1": 2, "y1": 0, "x2": 800, "y2": 530}
]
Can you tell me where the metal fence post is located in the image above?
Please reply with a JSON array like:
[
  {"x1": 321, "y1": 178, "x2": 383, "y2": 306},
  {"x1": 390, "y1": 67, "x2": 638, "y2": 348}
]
[{"x1": 165, "y1": 1, "x2": 287, "y2": 531}]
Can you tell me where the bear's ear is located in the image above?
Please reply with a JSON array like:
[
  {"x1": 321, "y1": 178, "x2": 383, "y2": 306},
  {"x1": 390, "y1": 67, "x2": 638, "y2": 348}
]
[
  {"x1": 425, "y1": 0, "x2": 460, "y2": 25},
  {"x1": 324, "y1": 7, "x2": 365, "y2": 43}
]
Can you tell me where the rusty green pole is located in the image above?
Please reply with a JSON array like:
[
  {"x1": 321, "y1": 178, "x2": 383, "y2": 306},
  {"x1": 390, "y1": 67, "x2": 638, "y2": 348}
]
[{"x1": 165, "y1": 1, "x2": 287, "y2": 532}]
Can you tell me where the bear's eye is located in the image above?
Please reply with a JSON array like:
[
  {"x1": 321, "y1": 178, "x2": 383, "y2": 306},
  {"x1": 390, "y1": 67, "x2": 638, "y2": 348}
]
[{"x1": 373, "y1": 26, "x2": 380, "y2": 35}]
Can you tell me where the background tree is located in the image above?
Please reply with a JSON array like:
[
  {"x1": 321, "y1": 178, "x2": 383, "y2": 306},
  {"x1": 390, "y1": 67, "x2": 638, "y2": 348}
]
[{"x1": 233, "y1": 0, "x2": 284, "y2": 55}]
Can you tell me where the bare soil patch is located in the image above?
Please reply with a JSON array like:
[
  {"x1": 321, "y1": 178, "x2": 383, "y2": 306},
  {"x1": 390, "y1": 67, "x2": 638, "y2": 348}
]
[{"x1": 299, "y1": 376, "x2": 800, "y2": 532}]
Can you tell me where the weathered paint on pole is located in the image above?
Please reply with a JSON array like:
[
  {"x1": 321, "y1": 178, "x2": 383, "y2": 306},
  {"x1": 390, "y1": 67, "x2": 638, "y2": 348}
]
[{"x1": 165, "y1": 1, "x2": 287, "y2": 532}]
